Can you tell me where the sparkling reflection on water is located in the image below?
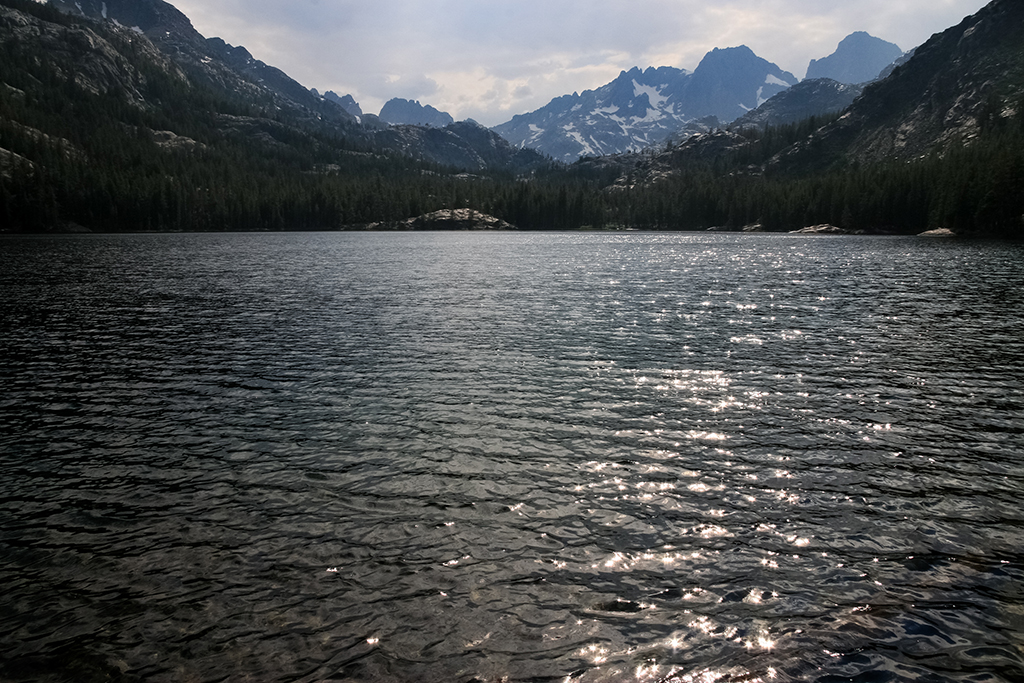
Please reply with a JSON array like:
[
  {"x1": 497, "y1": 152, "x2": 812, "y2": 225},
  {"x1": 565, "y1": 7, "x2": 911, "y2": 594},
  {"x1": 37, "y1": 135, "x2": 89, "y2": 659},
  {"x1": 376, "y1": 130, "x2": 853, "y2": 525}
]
[{"x1": 1, "y1": 231, "x2": 1024, "y2": 683}]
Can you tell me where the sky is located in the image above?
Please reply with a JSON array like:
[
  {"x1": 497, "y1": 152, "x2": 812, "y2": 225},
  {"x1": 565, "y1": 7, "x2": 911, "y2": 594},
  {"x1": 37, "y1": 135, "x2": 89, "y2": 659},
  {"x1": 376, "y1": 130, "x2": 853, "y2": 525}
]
[{"x1": 170, "y1": 0, "x2": 990, "y2": 127}]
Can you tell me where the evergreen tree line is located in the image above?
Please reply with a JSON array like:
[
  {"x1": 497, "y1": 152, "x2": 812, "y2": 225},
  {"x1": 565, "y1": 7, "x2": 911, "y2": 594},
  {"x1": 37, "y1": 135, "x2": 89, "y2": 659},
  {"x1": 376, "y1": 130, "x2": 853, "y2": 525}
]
[{"x1": 602, "y1": 123, "x2": 1024, "y2": 235}]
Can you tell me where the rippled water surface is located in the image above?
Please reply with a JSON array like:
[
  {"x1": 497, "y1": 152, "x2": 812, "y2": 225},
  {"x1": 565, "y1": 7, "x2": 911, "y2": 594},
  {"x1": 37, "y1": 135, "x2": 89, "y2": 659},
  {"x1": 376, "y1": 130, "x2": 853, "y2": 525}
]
[{"x1": 2, "y1": 231, "x2": 1024, "y2": 683}]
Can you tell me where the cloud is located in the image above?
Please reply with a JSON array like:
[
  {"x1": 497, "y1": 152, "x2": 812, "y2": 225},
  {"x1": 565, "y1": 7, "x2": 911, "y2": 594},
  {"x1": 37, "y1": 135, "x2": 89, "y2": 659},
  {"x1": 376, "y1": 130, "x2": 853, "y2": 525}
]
[
  {"x1": 171, "y1": 0, "x2": 990, "y2": 126},
  {"x1": 376, "y1": 74, "x2": 440, "y2": 102}
]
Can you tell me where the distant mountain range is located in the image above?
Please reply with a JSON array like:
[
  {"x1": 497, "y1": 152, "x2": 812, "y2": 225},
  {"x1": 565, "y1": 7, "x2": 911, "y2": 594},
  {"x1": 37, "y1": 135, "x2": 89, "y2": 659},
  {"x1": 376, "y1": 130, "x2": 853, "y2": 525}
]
[
  {"x1": 42, "y1": 0, "x2": 910, "y2": 167},
  {"x1": 595, "y1": 0, "x2": 1023, "y2": 192},
  {"x1": 492, "y1": 47, "x2": 798, "y2": 162},
  {"x1": 489, "y1": 33, "x2": 910, "y2": 162}
]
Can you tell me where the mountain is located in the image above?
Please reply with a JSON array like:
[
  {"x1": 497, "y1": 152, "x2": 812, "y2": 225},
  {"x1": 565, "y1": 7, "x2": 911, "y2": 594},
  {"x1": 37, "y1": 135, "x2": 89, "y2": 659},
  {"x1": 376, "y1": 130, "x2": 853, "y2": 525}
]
[
  {"x1": 492, "y1": 66, "x2": 691, "y2": 163},
  {"x1": 683, "y1": 46, "x2": 797, "y2": 120},
  {"x1": 47, "y1": 0, "x2": 360, "y2": 129},
  {"x1": 32, "y1": 0, "x2": 544, "y2": 173},
  {"x1": 492, "y1": 47, "x2": 796, "y2": 162},
  {"x1": 580, "y1": 0, "x2": 1023, "y2": 235},
  {"x1": 372, "y1": 120, "x2": 547, "y2": 172},
  {"x1": 379, "y1": 98, "x2": 454, "y2": 127},
  {"x1": 621, "y1": 0, "x2": 1023, "y2": 180},
  {"x1": 777, "y1": 0, "x2": 1024, "y2": 169},
  {"x1": 805, "y1": 32, "x2": 904, "y2": 84},
  {"x1": 319, "y1": 90, "x2": 363, "y2": 117},
  {"x1": 730, "y1": 78, "x2": 864, "y2": 130},
  {"x1": 49, "y1": 0, "x2": 198, "y2": 43}
]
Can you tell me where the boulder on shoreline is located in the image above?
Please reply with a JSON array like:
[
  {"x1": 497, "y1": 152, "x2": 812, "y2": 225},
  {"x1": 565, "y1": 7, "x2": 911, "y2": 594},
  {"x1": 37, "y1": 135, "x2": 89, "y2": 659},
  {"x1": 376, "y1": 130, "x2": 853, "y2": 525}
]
[{"x1": 917, "y1": 227, "x2": 957, "y2": 237}]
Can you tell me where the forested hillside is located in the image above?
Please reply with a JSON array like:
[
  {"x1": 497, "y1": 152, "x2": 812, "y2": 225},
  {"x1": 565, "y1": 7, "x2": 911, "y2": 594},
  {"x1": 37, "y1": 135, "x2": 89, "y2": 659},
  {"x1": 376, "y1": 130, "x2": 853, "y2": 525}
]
[{"x1": 1, "y1": 0, "x2": 1022, "y2": 235}]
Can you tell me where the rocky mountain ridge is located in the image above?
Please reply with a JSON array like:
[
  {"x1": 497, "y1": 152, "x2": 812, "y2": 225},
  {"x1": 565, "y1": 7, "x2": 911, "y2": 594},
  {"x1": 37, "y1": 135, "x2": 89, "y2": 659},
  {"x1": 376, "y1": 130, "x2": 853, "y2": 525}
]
[
  {"x1": 489, "y1": 31, "x2": 913, "y2": 163},
  {"x1": 38, "y1": 0, "x2": 542, "y2": 172},
  {"x1": 730, "y1": 78, "x2": 864, "y2": 130},
  {"x1": 39, "y1": 0, "x2": 909, "y2": 168},
  {"x1": 315, "y1": 90, "x2": 363, "y2": 118}
]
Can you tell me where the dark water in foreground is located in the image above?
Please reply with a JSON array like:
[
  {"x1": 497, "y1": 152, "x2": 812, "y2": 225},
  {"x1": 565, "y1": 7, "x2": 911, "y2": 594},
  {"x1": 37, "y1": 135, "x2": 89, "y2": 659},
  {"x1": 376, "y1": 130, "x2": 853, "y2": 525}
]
[{"x1": 2, "y1": 231, "x2": 1023, "y2": 683}]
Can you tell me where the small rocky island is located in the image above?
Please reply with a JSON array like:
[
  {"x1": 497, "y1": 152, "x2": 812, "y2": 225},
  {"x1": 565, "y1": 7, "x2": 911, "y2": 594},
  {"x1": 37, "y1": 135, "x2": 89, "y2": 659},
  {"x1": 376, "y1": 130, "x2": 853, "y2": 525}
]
[{"x1": 393, "y1": 209, "x2": 517, "y2": 231}]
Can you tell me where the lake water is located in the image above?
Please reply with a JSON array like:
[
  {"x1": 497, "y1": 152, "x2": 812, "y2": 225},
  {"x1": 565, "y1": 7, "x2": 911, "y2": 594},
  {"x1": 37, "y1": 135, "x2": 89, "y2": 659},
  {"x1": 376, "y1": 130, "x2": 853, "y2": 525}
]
[{"x1": 2, "y1": 231, "x2": 1024, "y2": 683}]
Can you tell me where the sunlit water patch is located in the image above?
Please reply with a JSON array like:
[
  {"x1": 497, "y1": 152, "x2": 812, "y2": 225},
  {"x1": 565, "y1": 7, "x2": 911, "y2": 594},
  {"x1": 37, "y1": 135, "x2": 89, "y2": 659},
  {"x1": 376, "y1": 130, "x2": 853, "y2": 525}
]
[{"x1": 1, "y1": 232, "x2": 1023, "y2": 682}]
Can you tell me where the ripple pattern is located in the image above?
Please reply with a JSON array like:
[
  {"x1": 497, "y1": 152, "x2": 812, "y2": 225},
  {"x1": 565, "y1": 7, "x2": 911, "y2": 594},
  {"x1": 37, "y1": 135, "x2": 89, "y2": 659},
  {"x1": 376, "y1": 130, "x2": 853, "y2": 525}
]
[{"x1": 2, "y1": 232, "x2": 1024, "y2": 683}]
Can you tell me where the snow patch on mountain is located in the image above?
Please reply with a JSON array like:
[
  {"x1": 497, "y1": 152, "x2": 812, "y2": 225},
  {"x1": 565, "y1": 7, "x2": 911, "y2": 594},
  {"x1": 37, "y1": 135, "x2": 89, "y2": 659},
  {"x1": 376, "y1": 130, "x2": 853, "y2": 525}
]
[{"x1": 633, "y1": 80, "x2": 667, "y2": 108}]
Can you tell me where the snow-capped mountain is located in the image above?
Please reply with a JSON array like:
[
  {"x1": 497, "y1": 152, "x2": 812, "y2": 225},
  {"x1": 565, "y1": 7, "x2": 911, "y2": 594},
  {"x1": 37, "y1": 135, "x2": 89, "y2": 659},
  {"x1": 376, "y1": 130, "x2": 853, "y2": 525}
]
[
  {"x1": 492, "y1": 46, "x2": 797, "y2": 163},
  {"x1": 805, "y1": 32, "x2": 903, "y2": 84}
]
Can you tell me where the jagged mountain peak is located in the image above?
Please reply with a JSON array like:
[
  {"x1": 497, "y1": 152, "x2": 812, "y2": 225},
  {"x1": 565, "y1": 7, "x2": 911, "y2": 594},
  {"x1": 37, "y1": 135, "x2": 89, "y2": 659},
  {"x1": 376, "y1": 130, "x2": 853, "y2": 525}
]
[
  {"x1": 690, "y1": 45, "x2": 795, "y2": 85},
  {"x1": 696, "y1": 45, "x2": 762, "y2": 68},
  {"x1": 683, "y1": 45, "x2": 797, "y2": 121},
  {"x1": 320, "y1": 91, "x2": 363, "y2": 117}
]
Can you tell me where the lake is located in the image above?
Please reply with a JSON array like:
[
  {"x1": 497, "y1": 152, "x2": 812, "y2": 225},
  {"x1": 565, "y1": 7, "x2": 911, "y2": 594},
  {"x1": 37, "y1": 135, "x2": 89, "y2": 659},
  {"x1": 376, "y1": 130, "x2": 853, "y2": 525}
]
[{"x1": 1, "y1": 231, "x2": 1023, "y2": 683}]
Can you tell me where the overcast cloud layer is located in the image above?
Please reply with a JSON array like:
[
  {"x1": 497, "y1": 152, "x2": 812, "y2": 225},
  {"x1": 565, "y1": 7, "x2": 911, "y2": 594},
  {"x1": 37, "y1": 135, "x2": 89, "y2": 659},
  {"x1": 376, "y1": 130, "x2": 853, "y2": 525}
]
[{"x1": 170, "y1": 0, "x2": 989, "y2": 127}]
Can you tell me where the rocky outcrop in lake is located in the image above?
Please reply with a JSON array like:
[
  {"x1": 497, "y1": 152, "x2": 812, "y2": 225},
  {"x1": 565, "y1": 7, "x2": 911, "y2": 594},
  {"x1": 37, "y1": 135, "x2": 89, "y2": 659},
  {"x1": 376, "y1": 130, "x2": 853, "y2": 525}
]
[{"x1": 396, "y1": 209, "x2": 516, "y2": 231}]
